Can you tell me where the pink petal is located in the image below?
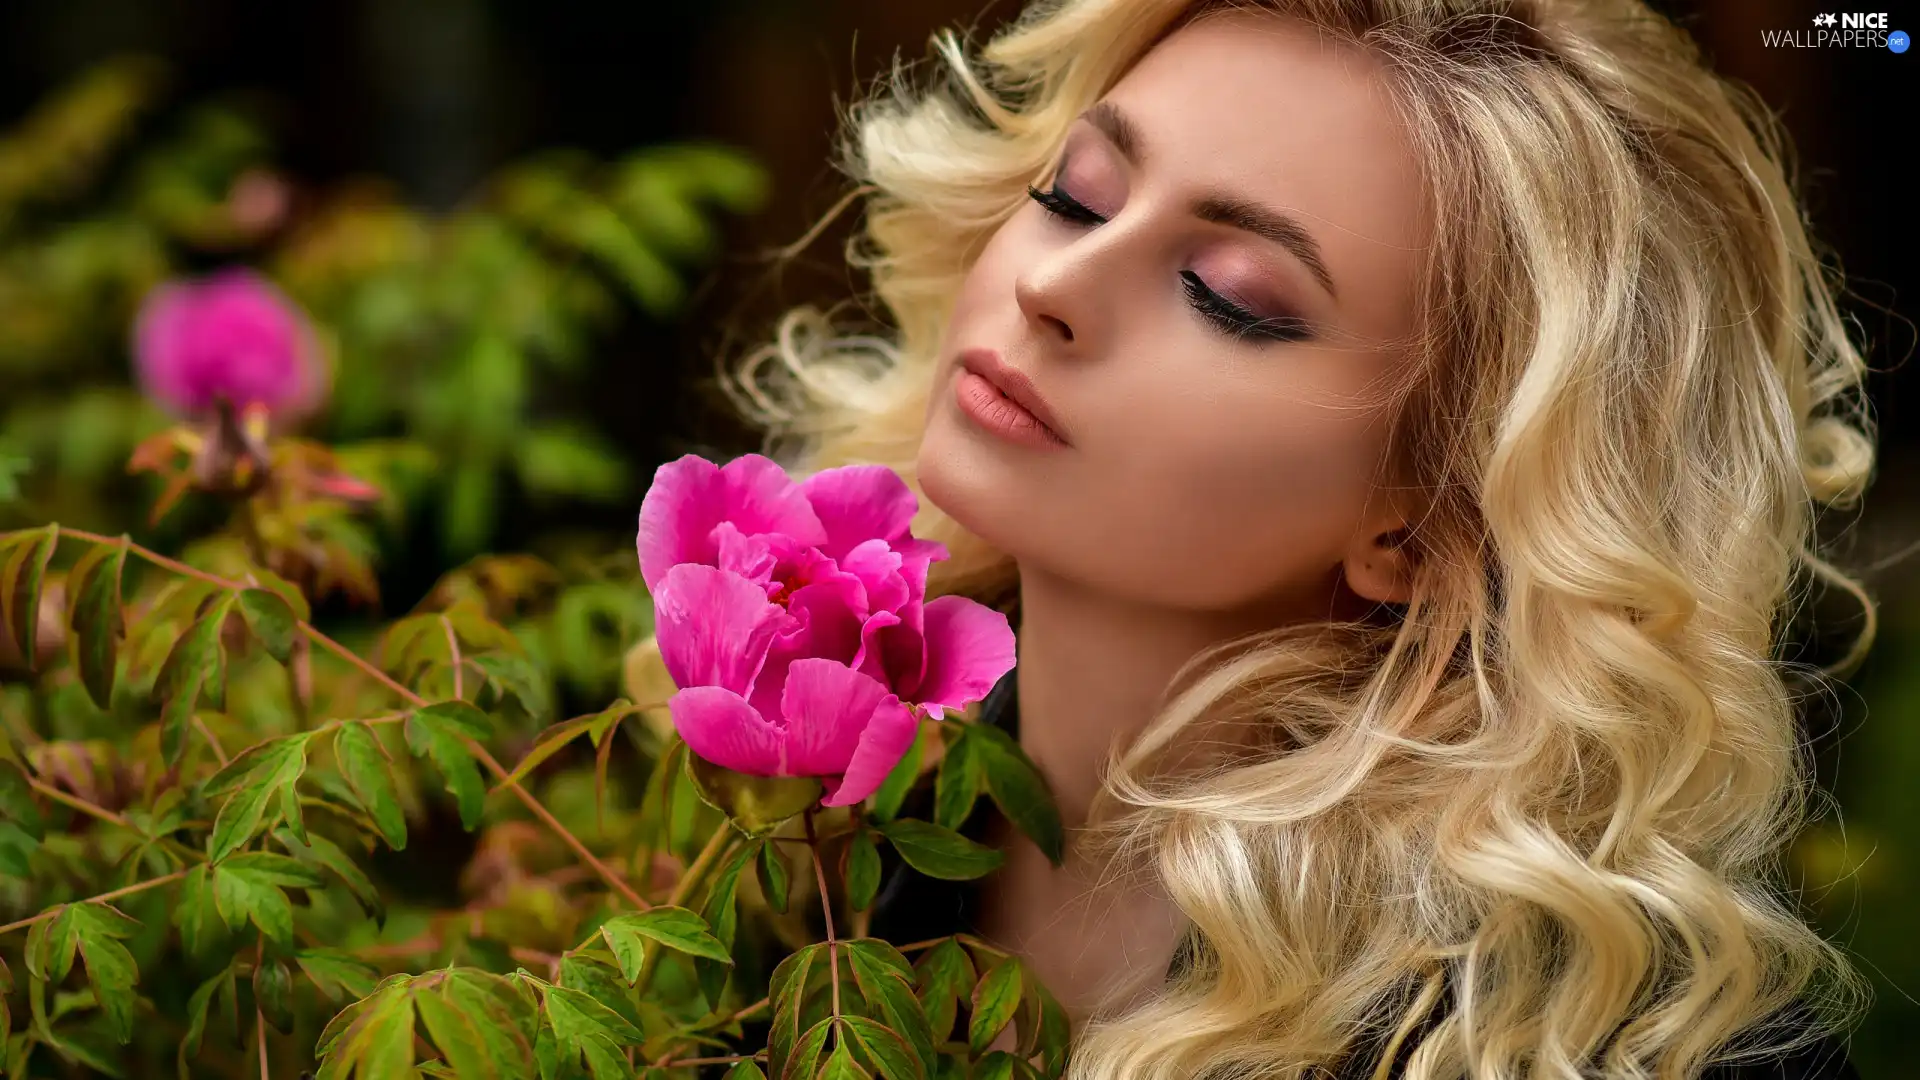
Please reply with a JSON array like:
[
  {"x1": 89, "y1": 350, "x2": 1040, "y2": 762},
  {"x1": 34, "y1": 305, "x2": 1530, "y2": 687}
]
[
  {"x1": 670, "y1": 686, "x2": 787, "y2": 776},
  {"x1": 636, "y1": 454, "x2": 825, "y2": 594},
  {"x1": 838, "y1": 539, "x2": 908, "y2": 613},
  {"x1": 910, "y1": 596, "x2": 1017, "y2": 719},
  {"x1": 745, "y1": 573, "x2": 868, "y2": 724},
  {"x1": 777, "y1": 658, "x2": 889, "y2": 777},
  {"x1": 850, "y1": 609, "x2": 902, "y2": 686},
  {"x1": 712, "y1": 522, "x2": 778, "y2": 592},
  {"x1": 823, "y1": 694, "x2": 919, "y2": 808},
  {"x1": 653, "y1": 563, "x2": 792, "y2": 695},
  {"x1": 800, "y1": 465, "x2": 919, "y2": 561},
  {"x1": 721, "y1": 454, "x2": 828, "y2": 545}
]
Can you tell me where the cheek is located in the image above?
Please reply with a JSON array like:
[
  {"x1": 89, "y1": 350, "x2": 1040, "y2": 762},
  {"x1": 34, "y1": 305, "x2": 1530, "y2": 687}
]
[{"x1": 1092, "y1": 389, "x2": 1389, "y2": 605}]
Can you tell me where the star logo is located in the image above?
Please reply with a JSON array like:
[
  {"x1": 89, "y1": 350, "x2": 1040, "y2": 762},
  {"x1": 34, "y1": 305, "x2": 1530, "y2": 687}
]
[{"x1": 1812, "y1": 12, "x2": 1838, "y2": 26}]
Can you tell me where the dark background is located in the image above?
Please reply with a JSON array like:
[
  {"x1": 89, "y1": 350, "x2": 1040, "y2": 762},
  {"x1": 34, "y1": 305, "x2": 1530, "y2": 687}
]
[{"x1": 2, "y1": 0, "x2": 1916, "y2": 1072}]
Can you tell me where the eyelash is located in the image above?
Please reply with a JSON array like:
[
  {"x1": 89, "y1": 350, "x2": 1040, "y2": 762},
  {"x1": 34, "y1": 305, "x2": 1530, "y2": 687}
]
[{"x1": 1026, "y1": 183, "x2": 1314, "y2": 344}]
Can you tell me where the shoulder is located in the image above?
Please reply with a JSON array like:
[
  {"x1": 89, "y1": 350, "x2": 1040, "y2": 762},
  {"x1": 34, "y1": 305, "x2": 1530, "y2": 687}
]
[{"x1": 1699, "y1": 1032, "x2": 1859, "y2": 1080}]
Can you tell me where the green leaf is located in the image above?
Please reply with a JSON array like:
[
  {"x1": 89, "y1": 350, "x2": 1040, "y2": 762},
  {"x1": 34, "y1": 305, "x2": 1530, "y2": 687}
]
[
  {"x1": 296, "y1": 949, "x2": 381, "y2": 1003},
  {"x1": 970, "y1": 723, "x2": 1065, "y2": 866},
  {"x1": 180, "y1": 968, "x2": 224, "y2": 1066},
  {"x1": 685, "y1": 750, "x2": 822, "y2": 837},
  {"x1": 222, "y1": 851, "x2": 328, "y2": 887},
  {"x1": 822, "y1": 1036, "x2": 872, "y2": 1080},
  {"x1": 236, "y1": 588, "x2": 297, "y2": 664},
  {"x1": 847, "y1": 941, "x2": 935, "y2": 1078},
  {"x1": 599, "y1": 907, "x2": 731, "y2": 984},
  {"x1": 933, "y1": 729, "x2": 981, "y2": 832},
  {"x1": 406, "y1": 703, "x2": 490, "y2": 830},
  {"x1": 972, "y1": 1052, "x2": 1019, "y2": 1080},
  {"x1": 968, "y1": 959, "x2": 1024, "y2": 1055},
  {"x1": 0, "y1": 821, "x2": 34, "y2": 878},
  {"x1": 254, "y1": 957, "x2": 295, "y2": 1033},
  {"x1": 172, "y1": 865, "x2": 227, "y2": 960},
  {"x1": 868, "y1": 725, "x2": 926, "y2": 823},
  {"x1": 205, "y1": 732, "x2": 311, "y2": 863},
  {"x1": 493, "y1": 701, "x2": 633, "y2": 791},
  {"x1": 514, "y1": 424, "x2": 630, "y2": 501},
  {"x1": 314, "y1": 976, "x2": 416, "y2": 1080},
  {"x1": 695, "y1": 839, "x2": 754, "y2": 1008},
  {"x1": 842, "y1": 1014, "x2": 919, "y2": 1080},
  {"x1": 0, "y1": 760, "x2": 44, "y2": 841},
  {"x1": 912, "y1": 939, "x2": 976, "y2": 1044},
  {"x1": 469, "y1": 652, "x2": 552, "y2": 720},
  {"x1": 845, "y1": 829, "x2": 883, "y2": 912},
  {"x1": 334, "y1": 722, "x2": 406, "y2": 850},
  {"x1": 1030, "y1": 975, "x2": 1071, "y2": 1078},
  {"x1": 211, "y1": 855, "x2": 323, "y2": 945},
  {"x1": 66, "y1": 904, "x2": 139, "y2": 1044},
  {"x1": 725, "y1": 1060, "x2": 770, "y2": 1080},
  {"x1": 778, "y1": 1015, "x2": 835, "y2": 1080},
  {"x1": 158, "y1": 592, "x2": 236, "y2": 768},
  {"x1": 757, "y1": 836, "x2": 791, "y2": 914},
  {"x1": 557, "y1": 955, "x2": 642, "y2": 1033},
  {"x1": 279, "y1": 783, "x2": 308, "y2": 845},
  {"x1": 768, "y1": 944, "x2": 824, "y2": 1075},
  {"x1": 1, "y1": 525, "x2": 57, "y2": 672},
  {"x1": 579, "y1": 1034, "x2": 633, "y2": 1080},
  {"x1": 878, "y1": 819, "x2": 1004, "y2": 881},
  {"x1": 542, "y1": 983, "x2": 642, "y2": 1046},
  {"x1": 415, "y1": 982, "x2": 500, "y2": 1080},
  {"x1": 65, "y1": 538, "x2": 128, "y2": 710},
  {"x1": 274, "y1": 826, "x2": 384, "y2": 922}
]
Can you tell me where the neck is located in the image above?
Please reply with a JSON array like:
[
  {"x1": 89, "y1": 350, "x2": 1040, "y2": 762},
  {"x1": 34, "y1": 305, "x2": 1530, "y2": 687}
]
[
  {"x1": 975, "y1": 561, "x2": 1328, "y2": 1026},
  {"x1": 1010, "y1": 562, "x2": 1330, "y2": 829}
]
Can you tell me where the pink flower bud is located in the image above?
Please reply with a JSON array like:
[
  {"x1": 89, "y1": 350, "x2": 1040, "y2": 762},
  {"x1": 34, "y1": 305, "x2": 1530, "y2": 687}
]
[{"x1": 132, "y1": 269, "x2": 325, "y2": 421}]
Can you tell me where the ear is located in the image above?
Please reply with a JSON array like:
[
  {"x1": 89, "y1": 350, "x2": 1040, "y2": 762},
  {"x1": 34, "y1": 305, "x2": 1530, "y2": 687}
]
[{"x1": 1341, "y1": 523, "x2": 1418, "y2": 607}]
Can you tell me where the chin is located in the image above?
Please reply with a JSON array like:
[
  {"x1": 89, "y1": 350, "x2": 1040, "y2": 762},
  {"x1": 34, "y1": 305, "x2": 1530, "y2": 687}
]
[{"x1": 916, "y1": 415, "x2": 1035, "y2": 559}]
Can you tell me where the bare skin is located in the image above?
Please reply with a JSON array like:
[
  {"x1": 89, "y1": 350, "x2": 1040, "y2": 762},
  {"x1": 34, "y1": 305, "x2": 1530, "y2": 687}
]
[{"x1": 914, "y1": 11, "x2": 1433, "y2": 1030}]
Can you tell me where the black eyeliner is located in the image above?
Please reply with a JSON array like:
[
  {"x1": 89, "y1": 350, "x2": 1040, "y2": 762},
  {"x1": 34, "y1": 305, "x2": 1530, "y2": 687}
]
[{"x1": 1025, "y1": 183, "x2": 1314, "y2": 344}]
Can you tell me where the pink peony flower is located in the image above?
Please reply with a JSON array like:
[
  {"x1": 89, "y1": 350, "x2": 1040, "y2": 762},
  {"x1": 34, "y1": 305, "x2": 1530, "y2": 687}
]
[
  {"x1": 638, "y1": 454, "x2": 1016, "y2": 807},
  {"x1": 132, "y1": 269, "x2": 325, "y2": 420}
]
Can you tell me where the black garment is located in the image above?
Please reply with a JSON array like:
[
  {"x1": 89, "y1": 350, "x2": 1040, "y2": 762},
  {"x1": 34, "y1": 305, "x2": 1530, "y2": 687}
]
[{"x1": 864, "y1": 668, "x2": 1859, "y2": 1080}]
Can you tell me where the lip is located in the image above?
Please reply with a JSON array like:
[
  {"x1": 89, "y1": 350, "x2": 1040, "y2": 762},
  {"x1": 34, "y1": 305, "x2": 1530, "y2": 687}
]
[{"x1": 953, "y1": 348, "x2": 1071, "y2": 449}]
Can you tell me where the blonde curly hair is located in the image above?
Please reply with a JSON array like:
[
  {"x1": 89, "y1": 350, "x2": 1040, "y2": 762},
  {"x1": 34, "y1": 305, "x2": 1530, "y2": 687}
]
[{"x1": 661, "y1": 0, "x2": 1882, "y2": 1076}]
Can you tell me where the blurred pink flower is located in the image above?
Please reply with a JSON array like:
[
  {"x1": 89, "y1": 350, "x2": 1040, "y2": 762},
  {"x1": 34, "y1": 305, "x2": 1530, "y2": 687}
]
[
  {"x1": 639, "y1": 454, "x2": 1016, "y2": 808},
  {"x1": 132, "y1": 269, "x2": 325, "y2": 420}
]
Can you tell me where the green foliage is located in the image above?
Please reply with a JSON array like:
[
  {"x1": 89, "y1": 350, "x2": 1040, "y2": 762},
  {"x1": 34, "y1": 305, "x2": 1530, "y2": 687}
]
[
  {"x1": 0, "y1": 55, "x2": 1074, "y2": 1080},
  {"x1": 0, "y1": 57, "x2": 765, "y2": 567},
  {"x1": 0, "y1": 521, "x2": 1072, "y2": 1078}
]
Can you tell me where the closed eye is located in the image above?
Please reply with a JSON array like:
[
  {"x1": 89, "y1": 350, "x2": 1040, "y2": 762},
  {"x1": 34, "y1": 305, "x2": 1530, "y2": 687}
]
[{"x1": 1026, "y1": 183, "x2": 1315, "y2": 344}]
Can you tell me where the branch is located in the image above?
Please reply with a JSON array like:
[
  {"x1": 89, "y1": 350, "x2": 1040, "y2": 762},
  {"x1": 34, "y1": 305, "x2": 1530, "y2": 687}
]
[
  {"x1": 805, "y1": 810, "x2": 841, "y2": 1020},
  {"x1": 255, "y1": 938, "x2": 270, "y2": 1080},
  {"x1": 0, "y1": 869, "x2": 191, "y2": 935},
  {"x1": 56, "y1": 527, "x2": 648, "y2": 912},
  {"x1": 28, "y1": 777, "x2": 132, "y2": 830}
]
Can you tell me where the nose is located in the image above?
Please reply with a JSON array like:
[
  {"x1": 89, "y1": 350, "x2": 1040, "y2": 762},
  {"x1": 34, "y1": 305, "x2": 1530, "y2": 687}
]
[
  {"x1": 1013, "y1": 220, "x2": 1133, "y2": 352},
  {"x1": 1014, "y1": 260, "x2": 1078, "y2": 346}
]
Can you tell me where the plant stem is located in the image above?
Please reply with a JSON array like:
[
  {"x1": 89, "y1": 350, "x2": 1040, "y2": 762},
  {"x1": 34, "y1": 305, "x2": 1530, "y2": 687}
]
[
  {"x1": 663, "y1": 1053, "x2": 767, "y2": 1067},
  {"x1": 28, "y1": 777, "x2": 132, "y2": 830},
  {"x1": 0, "y1": 868, "x2": 191, "y2": 935},
  {"x1": 195, "y1": 715, "x2": 231, "y2": 766},
  {"x1": 255, "y1": 938, "x2": 270, "y2": 1080},
  {"x1": 805, "y1": 810, "x2": 841, "y2": 1019},
  {"x1": 671, "y1": 826, "x2": 735, "y2": 909},
  {"x1": 54, "y1": 527, "x2": 648, "y2": 912},
  {"x1": 441, "y1": 615, "x2": 463, "y2": 701},
  {"x1": 602, "y1": 826, "x2": 742, "y2": 996}
]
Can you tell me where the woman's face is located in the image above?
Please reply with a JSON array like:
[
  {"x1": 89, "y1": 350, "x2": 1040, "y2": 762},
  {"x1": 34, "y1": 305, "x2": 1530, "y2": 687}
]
[{"x1": 917, "y1": 11, "x2": 1431, "y2": 616}]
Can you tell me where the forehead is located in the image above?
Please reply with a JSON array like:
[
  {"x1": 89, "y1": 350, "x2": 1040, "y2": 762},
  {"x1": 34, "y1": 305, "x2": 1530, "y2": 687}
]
[{"x1": 1102, "y1": 11, "x2": 1430, "y2": 336}]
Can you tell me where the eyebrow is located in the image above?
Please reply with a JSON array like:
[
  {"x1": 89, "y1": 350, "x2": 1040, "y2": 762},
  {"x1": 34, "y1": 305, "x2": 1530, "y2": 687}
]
[{"x1": 1081, "y1": 100, "x2": 1340, "y2": 302}]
